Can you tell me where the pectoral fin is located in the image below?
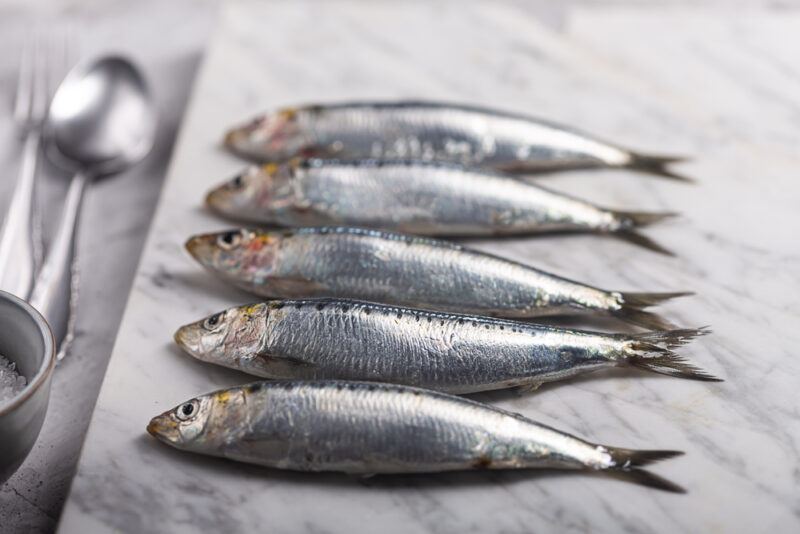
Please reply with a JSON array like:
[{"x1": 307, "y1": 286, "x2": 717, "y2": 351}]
[{"x1": 257, "y1": 351, "x2": 316, "y2": 369}]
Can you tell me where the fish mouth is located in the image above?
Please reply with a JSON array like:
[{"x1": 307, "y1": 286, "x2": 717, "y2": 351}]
[
  {"x1": 173, "y1": 324, "x2": 204, "y2": 360},
  {"x1": 222, "y1": 128, "x2": 238, "y2": 148},
  {"x1": 223, "y1": 126, "x2": 265, "y2": 160},
  {"x1": 222, "y1": 127, "x2": 250, "y2": 151},
  {"x1": 207, "y1": 168, "x2": 260, "y2": 217},
  {"x1": 205, "y1": 185, "x2": 231, "y2": 214},
  {"x1": 184, "y1": 234, "x2": 214, "y2": 263},
  {"x1": 146, "y1": 414, "x2": 180, "y2": 444},
  {"x1": 173, "y1": 325, "x2": 190, "y2": 351}
]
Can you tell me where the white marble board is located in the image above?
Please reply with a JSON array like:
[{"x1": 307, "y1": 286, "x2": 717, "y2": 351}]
[{"x1": 57, "y1": 1, "x2": 800, "y2": 532}]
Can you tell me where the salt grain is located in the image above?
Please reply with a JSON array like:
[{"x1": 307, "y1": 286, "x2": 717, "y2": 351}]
[{"x1": 0, "y1": 354, "x2": 27, "y2": 404}]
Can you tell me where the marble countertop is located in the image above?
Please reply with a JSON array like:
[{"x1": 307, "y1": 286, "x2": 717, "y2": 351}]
[{"x1": 3, "y1": 1, "x2": 800, "y2": 532}]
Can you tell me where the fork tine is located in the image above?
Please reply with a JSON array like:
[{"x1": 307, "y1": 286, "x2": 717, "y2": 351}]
[
  {"x1": 46, "y1": 23, "x2": 80, "y2": 103},
  {"x1": 66, "y1": 21, "x2": 82, "y2": 81},
  {"x1": 45, "y1": 28, "x2": 57, "y2": 104},
  {"x1": 48, "y1": 26, "x2": 65, "y2": 100},
  {"x1": 13, "y1": 33, "x2": 33, "y2": 124},
  {"x1": 31, "y1": 30, "x2": 49, "y2": 122},
  {"x1": 65, "y1": 23, "x2": 79, "y2": 85}
]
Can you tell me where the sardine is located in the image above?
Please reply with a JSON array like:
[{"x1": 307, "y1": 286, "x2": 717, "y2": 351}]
[
  {"x1": 185, "y1": 226, "x2": 687, "y2": 330},
  {"x1": 147, "y1": 380, "x2": 686, "y2": 492},
  {"x1": 206, "y1": 159, "x2": 675, "y2": 253},
  {"x1": 174, "y1": 299, "x2": 719, "y2": 393},
  {"x1": 223, "y1": 101, "x2": 688, "y2": 181}
]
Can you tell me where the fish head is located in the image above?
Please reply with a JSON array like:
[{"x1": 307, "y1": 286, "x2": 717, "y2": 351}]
[
  {"x1": 205, "y1": 162, "x2": 294, "y2": 220},
  {"x1": 185, "y1": 228, "x2": 282, "y2": 287},
  {"x1": 174, "y1": 303, "x2": 269, "y2": 369},
  {"x1": 147, "y1": 388, "x2": 248, "y2": 452},
  {"x1": 223, "y1": 108, "x2": 307, "y2": 161}
]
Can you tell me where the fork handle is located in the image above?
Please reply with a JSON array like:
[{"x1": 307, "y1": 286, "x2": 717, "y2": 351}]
[
  {"x1": 0, "y1": 131, "x2": 40, "y2": 299},
  {"x1": 30, "y1": 171, "x2": 88, "y2": 359}
]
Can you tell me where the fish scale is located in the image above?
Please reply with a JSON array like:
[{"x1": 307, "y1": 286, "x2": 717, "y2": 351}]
[
  {"x1": 147, "y1": 380, "x2": 687, "y2": 491},
  {"x1": 206, "y1": 159, "x2": 677, "y2": 255},
  {"x1": 223, "y1": 101, "x2": 687, "y2": 182},
  {"x1": 187, "y1": 226, "x2": 688, "y2": 328},
  {"x1": 174, "y1": 298, "x2": 719, "y2": 395},
  {"x1": 295, "y1": 103, "x2": 614, "y2": 168}
]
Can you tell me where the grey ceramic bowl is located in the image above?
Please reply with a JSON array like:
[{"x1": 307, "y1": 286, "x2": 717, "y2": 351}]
[{"x1": 0, "y1": 290, "x2": 55, "y2": 484}]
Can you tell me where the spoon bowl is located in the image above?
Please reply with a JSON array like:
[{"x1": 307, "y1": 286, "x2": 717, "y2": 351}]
[{"x1": 47, "y1": 56, "x2": 156, "y2": 176}]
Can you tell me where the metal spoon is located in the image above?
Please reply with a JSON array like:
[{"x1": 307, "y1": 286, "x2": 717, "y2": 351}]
[{"x1": 30, "y1": 56, "x2": 157, "y2": 358}]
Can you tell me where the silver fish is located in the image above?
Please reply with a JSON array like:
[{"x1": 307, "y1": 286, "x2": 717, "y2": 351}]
[
  {"x1": 206, "y1": 159, "x2": 675, "y2": 254},
  {"x1": 174, "y1": 299, "x2": 718, "y2": 393},
  {"x1": 147, "y1": 380, "x2": 686, "y2": 492},
  {"x1": 223, "y1": 101, "x2": 688, "y2": 181},
  {"x1": 185, "y1": 226, "x2": 686, "y2": 330}
]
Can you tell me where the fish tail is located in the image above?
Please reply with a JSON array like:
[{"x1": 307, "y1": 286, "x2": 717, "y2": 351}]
[
  {"x1": 620, "y1": 291, "x2": 694, "y2": 308},
  {"x1": 631, "y1": 326, "x2": 712, "y2": 349},
  {"x1": 615, "y1": 231, "x2": 675, "y2": 256},
  {"x1": 625, "y1": 327, "x2": 722, "y2": 382},
  {"x1": 610, "y1": 210, "x2": 678, "y2": 256},
  {"x1": 614, "y1": 210, "x2": 679, "y2": 228},
  {"x1": 627, "y1": 350, "x2": 721, "y2": 382},
  {"x1": 626, "y1": 153, "x2": 693, "y2": 183},
  {"x1": 611, "y1": 291, "x2": 693, "y2": 330},
  {"x1": 602, "y1": 447, "x2": 686, "y2": 493},
  {"x1": 613, "y1": 308, "x2": 676, "y2": 330}
]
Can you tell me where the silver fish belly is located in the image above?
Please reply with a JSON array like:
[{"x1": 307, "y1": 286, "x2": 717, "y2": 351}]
[
  {"x1": 185, "y1": 226, "x2": 686, "y2": 329},
  {"x1": 174, "y1": 300, "x2": 718, "y2": 393},
  {"x1": 206, "y1": 159, "x2": 671, "y2": 246},
  {"x1": 147, "y1": 380, "x2": 686, "y2": 491},
  {"x1": 222, "y1": 101, "x2": 686, "y2": 180}
]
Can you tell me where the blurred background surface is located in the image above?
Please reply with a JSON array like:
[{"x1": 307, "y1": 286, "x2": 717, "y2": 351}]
[{"x1": 0, "y1": 1, "x2": 215, "y2": 531}]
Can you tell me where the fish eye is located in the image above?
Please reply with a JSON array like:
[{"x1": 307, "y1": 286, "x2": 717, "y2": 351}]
[
  {"x1": 203, "y1": 312, "x2": 224, "y2": 330},
  {"x1": 217, "y1": 230, "x2": 243, "y2": 250},
  {"x1": 176, "y1": 400, "x2": 198, "y2": 421},
  {"x1": 229, "y1": 174, "x2": 244, "y2": 189}
]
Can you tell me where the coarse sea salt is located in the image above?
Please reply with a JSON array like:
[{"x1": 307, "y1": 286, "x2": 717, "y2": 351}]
[{"x1": 0, "y1": 354, "x2": 27, "y2": 403}]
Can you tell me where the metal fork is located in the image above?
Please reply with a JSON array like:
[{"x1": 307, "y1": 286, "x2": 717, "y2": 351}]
[{"x1": 0, "y1": 34, "x2": 50, "y2": 299}]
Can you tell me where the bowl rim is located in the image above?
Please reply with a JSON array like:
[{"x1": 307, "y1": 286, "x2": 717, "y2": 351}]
[{"x1": 0, "y1": 290, "x2": 56, "y2": 415}]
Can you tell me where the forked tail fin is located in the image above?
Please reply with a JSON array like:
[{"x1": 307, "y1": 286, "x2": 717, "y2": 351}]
[
  {"x1": 626, "y1": 153, "x2": 693, "y2": 183},
  {"x1": 610, "y1": 210, "x2": 678, "y2": 256},
  {"x1": 625, "y1": 327, "x2": 722, "y2": 382},
  {"x1": 611, "y1": 291, "x2": 693, "y2": 330},
  {"x1": 603, "y1": 447, "x2": 686, "y2": 493},
  {"x1": 630, "y1": 326, "x2": 711, "y2": 350},
  {"x1": 621, "y1": 291, "x2": 694, "y2": 308},
  {"x1": 613, "y1": 308, "x2": 675, "y2": 330}
]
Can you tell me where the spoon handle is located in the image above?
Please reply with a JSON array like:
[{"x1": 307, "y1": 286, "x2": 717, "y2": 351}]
[
  {"x1": 30, "y1": 171, "x2": 88, "y2": 360},
  {"x1": 0, "y1": 131, "x2": 41, "y2": 299}
]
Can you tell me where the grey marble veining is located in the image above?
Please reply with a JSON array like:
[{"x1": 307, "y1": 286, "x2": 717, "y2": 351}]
[{"x1": 48, "y1": 1, "x2": 800, "y2": 533}]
